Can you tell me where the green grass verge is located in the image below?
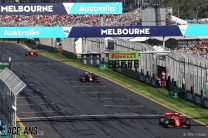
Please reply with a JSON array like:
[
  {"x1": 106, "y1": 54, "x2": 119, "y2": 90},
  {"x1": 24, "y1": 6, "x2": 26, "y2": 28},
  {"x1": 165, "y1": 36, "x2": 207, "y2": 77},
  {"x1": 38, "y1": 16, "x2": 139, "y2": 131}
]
[
  {"x1": 21, "y1": 46, "x2": 208, "y2": 126},
  {"x1": 16, "y1": 122, "x2": 27, "y2": 138}
]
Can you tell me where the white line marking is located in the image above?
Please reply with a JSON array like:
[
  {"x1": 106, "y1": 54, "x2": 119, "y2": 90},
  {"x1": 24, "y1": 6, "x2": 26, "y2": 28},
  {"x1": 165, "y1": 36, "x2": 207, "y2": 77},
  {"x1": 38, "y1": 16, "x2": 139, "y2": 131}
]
[
  {"x1": 17, "y1": 103, "x2": 55, "y2": 106},
  {"x1": 72, "y1": 85, "x2": 107, "y2": 88},
  {"x1": 103, "y1": 105, "x2": 143, "y2": 108},
  {"x1": 81, "y1": 92, "x2": 117, "y2": 94},
  {"x1": 23, "y1": 90, "x2": 33, "y2": 92},
  {"x1": 64, "y1": 80, "x2": 80, "y2": 82},
  {"x1": 17, "y1": 96, "x2": 47, "y2": 99},
  {"x1": 91, "y1": 98, "x2": 129, "y2": 100},
  {"x1": 20, "y1": 110, "x2": 64, "y2": 114}
]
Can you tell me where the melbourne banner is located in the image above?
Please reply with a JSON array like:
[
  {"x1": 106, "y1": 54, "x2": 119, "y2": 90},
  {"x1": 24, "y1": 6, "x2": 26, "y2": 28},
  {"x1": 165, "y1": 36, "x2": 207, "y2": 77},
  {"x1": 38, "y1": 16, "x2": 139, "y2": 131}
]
[
  {"x1": 0, "y1": 25, "x2": 208, "y2": 38},
  {"x1": 0, "y1": 2, "x2": 122, "y2": 15},
  {"x1": 109, "y1": 51, "x2": 140, "y2": 61}
]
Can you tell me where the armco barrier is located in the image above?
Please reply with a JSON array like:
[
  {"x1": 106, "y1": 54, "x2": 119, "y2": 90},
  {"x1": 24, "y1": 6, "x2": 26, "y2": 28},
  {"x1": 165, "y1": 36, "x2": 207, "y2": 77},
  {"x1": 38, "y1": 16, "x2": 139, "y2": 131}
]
[
  {"x1": 38, "y1": 44, "x2": 57, "y2": 53},
  {"x1": 203, "y1": 97, "x2": 208, "y2": 108},
  {"x1": 138, "y1": 73, "x2": 145, "y2": 82},
  {"x1": 178, "y1": 89, "x2": 185, "y2": 99},
  {"x1": 144, "y1": 76, "x2": 151, "y2": 84},
  {"x1": 62, "y1": 50, "x2": 77, "y2": 59},
  {"x1": 194, "y1": 94, "x2": 202, "y2": 106},
  {"x1": 150, "y1": 78, "x2": 157, "y2": 87},
  {"x1": 186, "y1": 91, "x2": 194, "y2": 102}
]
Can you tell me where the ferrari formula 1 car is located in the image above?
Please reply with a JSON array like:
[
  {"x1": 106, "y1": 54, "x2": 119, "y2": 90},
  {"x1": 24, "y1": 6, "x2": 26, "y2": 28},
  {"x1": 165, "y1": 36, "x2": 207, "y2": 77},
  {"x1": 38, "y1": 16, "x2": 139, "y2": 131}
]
[
  {"x1": 159, "y1": 112, "x2": 191, "y2": 128},
  {"x1": 80, "y1": 72, "x2": 100, "y2": 83},
  {"x1": 25, "y1": 49, "x2": 38, "y2": 57}
]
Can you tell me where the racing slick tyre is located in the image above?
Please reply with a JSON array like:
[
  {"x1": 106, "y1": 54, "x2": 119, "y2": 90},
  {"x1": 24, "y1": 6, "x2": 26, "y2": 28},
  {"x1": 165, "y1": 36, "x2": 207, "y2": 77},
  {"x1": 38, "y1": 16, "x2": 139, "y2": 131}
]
[
  {"x1": 184, "y1": 119, "x2": 191, "y2": 128},
  {"x1": 159, "y1": 118, "x2": 165, "y2": 125},
  {"x1": 164, "y1": 119, "x2": 169, "y2": 128},
  {"x1": 80, "y1": 75, "x2": 86, "y2": 82}
]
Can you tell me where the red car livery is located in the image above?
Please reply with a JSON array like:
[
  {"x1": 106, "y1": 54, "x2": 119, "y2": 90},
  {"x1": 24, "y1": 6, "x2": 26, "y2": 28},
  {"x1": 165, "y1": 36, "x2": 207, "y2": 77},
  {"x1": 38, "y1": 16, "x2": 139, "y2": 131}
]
[
  {"x1": 159, "y1": 112, "x2": 191, "y2": 128},
  {"x1": 25, "y1": 50, "x2": 38, "y2": 57}
]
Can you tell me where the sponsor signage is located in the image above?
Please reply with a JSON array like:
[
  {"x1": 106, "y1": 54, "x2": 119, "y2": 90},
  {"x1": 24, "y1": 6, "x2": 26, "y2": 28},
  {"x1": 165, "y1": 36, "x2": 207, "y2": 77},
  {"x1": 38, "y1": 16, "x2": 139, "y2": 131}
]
[
  {"x1": 0, "y1": 3, "x2": 122, "y2": 15},
  {"x1": 0, "y1": 25, "x2": 208, "y2": 38},
  {"x1": 109, "y1": 51, "x2": 139, "y2": 61}
]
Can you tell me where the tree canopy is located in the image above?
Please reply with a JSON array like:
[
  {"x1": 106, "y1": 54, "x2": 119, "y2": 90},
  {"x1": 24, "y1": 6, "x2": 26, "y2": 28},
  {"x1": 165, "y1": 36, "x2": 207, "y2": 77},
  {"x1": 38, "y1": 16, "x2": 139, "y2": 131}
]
[{"x1": 163, "y1": 0, "x2": 208, "y2": 19}]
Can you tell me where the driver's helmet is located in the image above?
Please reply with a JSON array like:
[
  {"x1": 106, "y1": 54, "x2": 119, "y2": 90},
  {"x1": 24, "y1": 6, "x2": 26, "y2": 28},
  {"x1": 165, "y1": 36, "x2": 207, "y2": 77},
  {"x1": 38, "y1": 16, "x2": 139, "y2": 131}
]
[{"x1": 175, "y1": 112, "x2": 179, "y2": 117}]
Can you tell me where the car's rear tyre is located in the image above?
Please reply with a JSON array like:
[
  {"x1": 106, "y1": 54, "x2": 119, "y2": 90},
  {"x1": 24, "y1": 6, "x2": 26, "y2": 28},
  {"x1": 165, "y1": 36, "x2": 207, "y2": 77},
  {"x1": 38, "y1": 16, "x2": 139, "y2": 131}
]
[
  {"x1": 164, "y1": 119, "x2": 169, "y2": 128},
  {"x1": 159, "y1": 118, "x2": 165, "y2": 125},
  {"x1": 184, "y1": 119, "x2": 191, "y2": 128}
]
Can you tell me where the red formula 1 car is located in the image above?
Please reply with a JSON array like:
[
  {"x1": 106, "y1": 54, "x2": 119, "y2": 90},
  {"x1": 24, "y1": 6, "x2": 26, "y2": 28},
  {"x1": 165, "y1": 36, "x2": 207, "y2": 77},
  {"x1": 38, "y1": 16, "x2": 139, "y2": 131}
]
[
  {"x1": 25, "y1": 49, "x2": 38, "y2": 57},
  {"x1": 80, "y1": 72, "x2": 100, "y2": 83},
  {"x1": 159, "y1": 112, "x2": 191, "y2": 128}
]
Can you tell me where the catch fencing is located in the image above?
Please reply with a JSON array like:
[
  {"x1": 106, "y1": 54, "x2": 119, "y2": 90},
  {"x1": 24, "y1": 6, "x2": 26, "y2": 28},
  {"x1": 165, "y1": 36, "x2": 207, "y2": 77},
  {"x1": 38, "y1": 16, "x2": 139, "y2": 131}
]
[{"x1": 0, "y1": 68, "x2": 26, "y2": 129}]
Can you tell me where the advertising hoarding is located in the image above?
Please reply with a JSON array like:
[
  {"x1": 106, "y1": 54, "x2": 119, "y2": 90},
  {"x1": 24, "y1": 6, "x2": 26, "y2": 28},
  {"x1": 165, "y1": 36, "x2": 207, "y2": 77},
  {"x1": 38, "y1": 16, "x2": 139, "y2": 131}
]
[{"x1": 109, "y1": 51, "x2": 140, "y2": 61}]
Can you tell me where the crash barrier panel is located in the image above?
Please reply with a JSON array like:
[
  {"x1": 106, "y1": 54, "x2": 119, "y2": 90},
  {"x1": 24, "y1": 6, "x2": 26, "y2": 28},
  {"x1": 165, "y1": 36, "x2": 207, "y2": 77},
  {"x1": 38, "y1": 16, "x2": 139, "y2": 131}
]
[
  {"x1": 186, "y1": 91, "x2": 194, "y2": 102},
  {"x1": 0, "y1": 68, "x2": 26, "y2": 133},
  {"x1": 0, "y1": 80, "x2": 14, "y2": 130},
  {"x1": 114, "y1": 68, "x2": 160, "y2": 87},
  {"x1": 194, "y1": 94, "x2": 203, "y2": 106},
  {"x1": 62, "y1": 50, "x2": 77, "y2": 59},
  {"x1": 203, "y1": 97, "x2": 208, "y2": 108}
]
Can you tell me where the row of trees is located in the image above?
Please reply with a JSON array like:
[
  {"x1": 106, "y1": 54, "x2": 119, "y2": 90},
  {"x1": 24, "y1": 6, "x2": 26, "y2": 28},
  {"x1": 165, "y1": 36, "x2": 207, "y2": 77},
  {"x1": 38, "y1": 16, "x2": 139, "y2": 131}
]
[{"x1": 163, "y1": 0, "x2": 208, "y2": 20}]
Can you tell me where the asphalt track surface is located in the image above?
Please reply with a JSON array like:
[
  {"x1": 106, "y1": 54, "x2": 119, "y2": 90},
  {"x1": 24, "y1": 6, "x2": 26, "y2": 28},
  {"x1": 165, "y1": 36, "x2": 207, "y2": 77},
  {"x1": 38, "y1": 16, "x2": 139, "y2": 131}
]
[{"x1": 1, "y1": 42, "x2": 208, "y2": 138}]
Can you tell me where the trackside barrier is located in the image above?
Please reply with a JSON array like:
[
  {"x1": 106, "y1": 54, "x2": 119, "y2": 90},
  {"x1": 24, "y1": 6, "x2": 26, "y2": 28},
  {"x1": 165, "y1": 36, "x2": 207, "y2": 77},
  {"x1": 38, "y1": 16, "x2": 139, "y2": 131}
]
[
  {"x1": 114, "y1": 68, "x2": 160, "y2": 88},
  {"x1": 186, "y1": 91, "x2": 194, "y2": 102},
  {"x1": 194, "y1": 94, "x2": 203, "y2": 106},
  {"x1": 0, "y1": 68, "x2": 26, "y2": 135},
  {"x1": 203, "y1": 97, "x2": 208, "y2": 108}
]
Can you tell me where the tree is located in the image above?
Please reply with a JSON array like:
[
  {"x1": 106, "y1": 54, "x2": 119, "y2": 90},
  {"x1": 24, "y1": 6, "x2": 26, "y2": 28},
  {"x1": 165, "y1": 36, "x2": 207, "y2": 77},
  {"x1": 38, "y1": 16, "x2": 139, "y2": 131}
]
[
  {"x1": 190, "y1": 0, "x2": 207, "y2": 21},
  {"x1": 163, "y1": 0, "x2": 208, "y2": 20}
]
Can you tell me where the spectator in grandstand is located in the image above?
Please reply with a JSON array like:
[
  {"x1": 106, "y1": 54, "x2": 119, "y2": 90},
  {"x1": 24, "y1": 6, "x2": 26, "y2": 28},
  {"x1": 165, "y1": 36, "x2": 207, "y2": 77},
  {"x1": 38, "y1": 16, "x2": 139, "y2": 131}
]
[{"x1": 0, "y1": 8, "x2": 142, "y2": 26}]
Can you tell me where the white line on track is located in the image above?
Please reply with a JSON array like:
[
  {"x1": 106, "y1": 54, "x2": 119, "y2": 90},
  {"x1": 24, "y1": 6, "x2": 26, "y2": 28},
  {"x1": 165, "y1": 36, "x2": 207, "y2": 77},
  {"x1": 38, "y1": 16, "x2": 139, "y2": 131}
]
[
  {"x1": 23, "y1": 89, "x2": 33, "y2": 92},
  {"x1": 64, "y1": 80, "x2": 80, "y2": 82},
  {"x1": 72, "y1": 85, "x2": 107, "y2": 88},
  {"x1": 81, "y1": 92, "x2": 117, "y2": 94},
  {"x1": 103, "y1": 105, "x2": 143, "y2": 108},
  {"x1": 17, "y1": 95, "x2": 47, "y2": 98},
  {"x1": 20, "y1": 110, "x2": 65, "y2": 114},
  {"x1": 91, "y1": 98, "x2": 129, "y2": 100},
  {"x1": 17, "y1": 103, "x2": 55, "y2": 106}
]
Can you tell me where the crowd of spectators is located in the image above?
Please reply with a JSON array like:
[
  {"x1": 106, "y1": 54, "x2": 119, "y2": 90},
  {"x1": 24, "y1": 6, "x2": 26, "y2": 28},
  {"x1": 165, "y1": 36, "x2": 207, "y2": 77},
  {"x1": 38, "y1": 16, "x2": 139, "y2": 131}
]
[
  {"x1": 0, "y1": 8, "x2": 142, "y2": 26},
  {"x1": 176, "y1": 43, "x2": 208, "y2": 58}
]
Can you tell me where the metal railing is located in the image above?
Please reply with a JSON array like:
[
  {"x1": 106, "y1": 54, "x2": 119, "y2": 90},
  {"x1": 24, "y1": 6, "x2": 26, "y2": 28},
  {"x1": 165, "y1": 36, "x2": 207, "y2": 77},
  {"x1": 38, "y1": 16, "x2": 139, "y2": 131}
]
[{"x1": 0, "y1": 68, "x2": 26, "y2": 132}]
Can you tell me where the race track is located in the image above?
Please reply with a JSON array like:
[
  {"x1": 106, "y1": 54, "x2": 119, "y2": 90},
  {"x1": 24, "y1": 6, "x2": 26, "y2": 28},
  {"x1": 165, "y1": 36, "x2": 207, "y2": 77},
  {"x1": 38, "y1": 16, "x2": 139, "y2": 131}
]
[{"x1": 1, "y1": 42, "x2": 207, "y2": 138}]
